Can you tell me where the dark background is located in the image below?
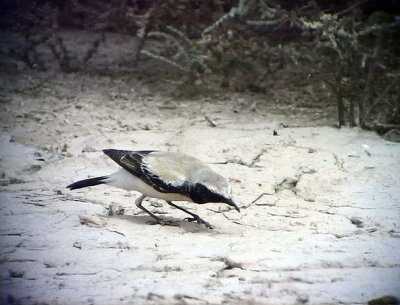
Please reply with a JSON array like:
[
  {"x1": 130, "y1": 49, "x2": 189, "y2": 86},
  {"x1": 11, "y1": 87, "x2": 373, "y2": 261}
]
[{"x1": 1, "y1": 0, "x2": 399, "y2": 132}]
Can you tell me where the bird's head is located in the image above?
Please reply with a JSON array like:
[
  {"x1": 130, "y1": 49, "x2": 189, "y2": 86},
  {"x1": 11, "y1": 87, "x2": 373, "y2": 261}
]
[{"x1": 190, "y1": 171, "x2": 240, "y2": 212}]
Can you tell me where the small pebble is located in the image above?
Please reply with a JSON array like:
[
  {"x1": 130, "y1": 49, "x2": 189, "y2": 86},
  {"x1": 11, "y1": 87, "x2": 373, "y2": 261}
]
[
  {"x1": 296, "y1": 294, "x2": 309, "y2": 304},
  {"x1": 9, "y1": 270, "x2": 24, "y2": 278},
  {"x1": 109, "y1": 204, "x2": 125, "y2": 216},
  {"x1": 350, "y1": 217, "x2": 363, "y2": 228}
]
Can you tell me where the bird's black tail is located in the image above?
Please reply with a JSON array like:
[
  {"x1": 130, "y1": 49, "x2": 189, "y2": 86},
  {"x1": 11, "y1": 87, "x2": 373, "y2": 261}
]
[{"x1": 67, "y1": 176, "x2": 108, "y2": 190}]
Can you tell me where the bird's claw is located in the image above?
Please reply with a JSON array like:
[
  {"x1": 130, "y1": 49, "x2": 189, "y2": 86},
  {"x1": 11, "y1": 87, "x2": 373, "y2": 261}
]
[
  {"x1": 184, "y1": 216, "x2": 213, "y2": 229},
  {"x1": 148, "y1": 216, "x2": 212, "y2": 229}
]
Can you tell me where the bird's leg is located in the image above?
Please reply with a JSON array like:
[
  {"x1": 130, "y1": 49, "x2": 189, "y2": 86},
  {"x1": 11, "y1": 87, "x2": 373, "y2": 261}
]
[
  {"x1": 135, "y1": 195, "x2": 175, "y2": 226},
  {"x1": 166, "y1": 201, "x2": 213, "y2": 229}
]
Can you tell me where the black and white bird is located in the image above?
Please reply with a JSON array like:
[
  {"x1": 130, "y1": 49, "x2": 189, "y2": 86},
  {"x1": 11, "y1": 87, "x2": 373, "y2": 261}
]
[{"x1": 67, "y1": 149, "x2": 240, "y2": 229}]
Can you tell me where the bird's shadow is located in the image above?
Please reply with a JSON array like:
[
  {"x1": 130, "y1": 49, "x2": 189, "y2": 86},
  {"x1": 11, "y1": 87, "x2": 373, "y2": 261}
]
[{"x1": 110, "y1": 214, "x2": 214, "y2": 233}]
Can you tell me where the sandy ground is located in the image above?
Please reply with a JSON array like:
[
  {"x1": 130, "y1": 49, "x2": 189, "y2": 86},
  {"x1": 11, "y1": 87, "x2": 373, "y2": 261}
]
[{"x1": 1, "y1": 70, "x2": 400, "y2": 305}]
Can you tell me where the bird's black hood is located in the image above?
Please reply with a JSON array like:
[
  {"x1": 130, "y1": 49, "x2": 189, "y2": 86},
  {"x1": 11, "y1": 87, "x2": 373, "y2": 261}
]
[{"x1": 190, "y1": 183, "x2": 240, "y2": 212}]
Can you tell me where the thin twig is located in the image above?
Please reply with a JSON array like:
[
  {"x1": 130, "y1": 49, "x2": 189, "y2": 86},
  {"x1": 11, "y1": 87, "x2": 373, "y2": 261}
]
[
  {"x1": 241, "y1": 192, "x2": 274, "y2": 209},
  {"x1": 204, "y1": 115, "x2": 217, "y2": 127},
  {"x1": 106, "y1": 229, "x2": 125, "y2": 236},
  {"x1": 252, "y1": 192, "x2": 268, "y2": 204},
  {"x1": 140, "y1": 50, "x2": 188, "y2": 71},
  {"x1": 333, "y1": 153, "x2": 346, "y2": 172},
  {"x1": 337, "y1": 0, "x2": 368, "y2": 17},
  {"x1": 364, "y1": 78, "x2": 397, "y2": 119},
  {"x1": 249, "y1": 148, "x2": 267, "y2": 167},
  {"x1": 166, "y1": 25, "x2": 191, "y2": 46},
  {"x1": 266, "y1": 212, "x2": 306, "y2": 218},
  {"x1": 83, "y1": 32, "x2": 105, "y2": 64}
]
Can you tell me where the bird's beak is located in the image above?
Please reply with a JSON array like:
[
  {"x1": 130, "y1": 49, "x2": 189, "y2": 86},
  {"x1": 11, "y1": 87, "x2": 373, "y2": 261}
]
[{"x1": 227, "y1": 198, "x2": 240, "y2": 213}]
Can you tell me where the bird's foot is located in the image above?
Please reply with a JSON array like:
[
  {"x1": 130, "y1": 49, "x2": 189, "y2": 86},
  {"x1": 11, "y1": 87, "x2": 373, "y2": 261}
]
[
  {"x1": 148, "y1": 218, "x2": 178, "y2": 227},
  {"x1": 184, "y1": 216, "x2": 213, "y2": 229}
]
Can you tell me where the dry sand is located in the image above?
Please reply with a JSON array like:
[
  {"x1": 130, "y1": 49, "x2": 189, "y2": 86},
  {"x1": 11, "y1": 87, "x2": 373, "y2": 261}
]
[{"x1": 1, "y1": 71, "x2": 399, "y2": 305}]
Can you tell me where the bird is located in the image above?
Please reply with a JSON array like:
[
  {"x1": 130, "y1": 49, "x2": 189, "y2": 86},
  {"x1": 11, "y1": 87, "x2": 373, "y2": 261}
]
[{"x1": 67, "y1": 149, "x2": 240, "y2": 229}]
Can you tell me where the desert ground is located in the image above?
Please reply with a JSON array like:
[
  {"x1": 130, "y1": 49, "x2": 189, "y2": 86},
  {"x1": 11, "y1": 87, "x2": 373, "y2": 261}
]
[{"x1": 1, "y1": 62, "x2": 400, "y2": 305}]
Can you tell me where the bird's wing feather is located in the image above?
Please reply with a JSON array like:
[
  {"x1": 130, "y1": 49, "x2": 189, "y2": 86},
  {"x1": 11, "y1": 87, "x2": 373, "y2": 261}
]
[{"x1": 103, "y1": 149, "x2": 189, "y2": 195}]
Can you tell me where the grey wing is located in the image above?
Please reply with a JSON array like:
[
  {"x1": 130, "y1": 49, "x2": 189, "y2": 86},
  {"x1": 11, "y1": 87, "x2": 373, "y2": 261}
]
[
  {"x1": 103, "y1": 149, "x2": 152, "y2": 179},
  {"x1": 103, "y1": 149, "x2": 189, "y2": 195}
]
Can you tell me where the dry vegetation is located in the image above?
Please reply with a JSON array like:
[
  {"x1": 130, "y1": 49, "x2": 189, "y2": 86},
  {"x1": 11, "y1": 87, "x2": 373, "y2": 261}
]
[{"x1": 1, "y1": 0, "x2": 399, "y2": 132}]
